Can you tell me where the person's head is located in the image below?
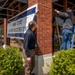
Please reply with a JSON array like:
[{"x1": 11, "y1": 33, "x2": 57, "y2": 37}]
[
  {"x1": 67, "y1": 7, "x2": 73, "y2": 12},
  {"x1": 28, "y1": 21, "x2": 36, "y2": 31}
]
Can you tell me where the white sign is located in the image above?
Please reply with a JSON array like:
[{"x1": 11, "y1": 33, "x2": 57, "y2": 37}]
[{"x1": 7, "y1": 4, "x2": 38, "y2": 39}]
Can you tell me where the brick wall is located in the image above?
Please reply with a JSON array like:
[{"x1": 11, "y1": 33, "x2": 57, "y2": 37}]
[
  {"x1": 28, "y1": 0, "x2": 52, "y2": 55},
  {"x1": 5, "y1": 0, "x2": 52, "y2": 56}
]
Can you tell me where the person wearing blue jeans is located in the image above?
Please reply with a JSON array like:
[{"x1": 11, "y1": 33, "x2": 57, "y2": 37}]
[
  {"x1": 54, "y1": 7, "x2": 74, "y2": 50},
  {"x1": 60, "y1": 29, "x2": 72, "y2": 50}
]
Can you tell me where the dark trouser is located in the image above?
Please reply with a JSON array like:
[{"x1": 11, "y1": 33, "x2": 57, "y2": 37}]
[
  {"x1": 25, "y1": 50, "x2": 35, "y2": 75},
  {"x1": 60, "y1": 29, "x2": 72, "y2": 50}
]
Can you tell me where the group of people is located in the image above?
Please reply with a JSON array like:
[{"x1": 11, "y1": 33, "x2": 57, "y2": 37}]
[
  {"x1": 54, "y1": 7, "x2": 74, "y2": 50},
  {"x1": 23, "y1": 7, "x2": 74, "y2": 75}
]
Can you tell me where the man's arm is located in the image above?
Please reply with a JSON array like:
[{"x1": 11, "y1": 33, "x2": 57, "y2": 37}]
[
  {"x1": 24, "y1": 34, "x2": 31, "y2": 63},
  {"x1": 55, "y1": 9, "x2": 69, "y2": 18}
]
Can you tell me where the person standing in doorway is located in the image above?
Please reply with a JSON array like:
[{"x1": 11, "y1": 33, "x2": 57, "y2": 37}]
[
  {"x1": 54, "y1": 7, "x2": 74, "y2": 50},
  {"x1": 24, "y1": 21, "x2": 37, "y2": 75}
]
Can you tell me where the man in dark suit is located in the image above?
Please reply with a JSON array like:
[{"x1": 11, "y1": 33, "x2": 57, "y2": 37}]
[{"x1": 24, "y1": 21, "x2": 37, "y2": 75}]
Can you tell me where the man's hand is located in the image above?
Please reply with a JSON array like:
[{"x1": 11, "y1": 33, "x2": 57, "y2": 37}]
[
  {"x1": 27, "y1": 57, "x2": 31, "y2": 63},
  {"x1": 54, "y1": 9, "x2": 60, "y2": 13}
]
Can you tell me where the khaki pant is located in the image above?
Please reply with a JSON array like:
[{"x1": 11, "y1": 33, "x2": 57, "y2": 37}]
[{"x1": 23, "y1": 49, "x2": 35, "y2": 75}]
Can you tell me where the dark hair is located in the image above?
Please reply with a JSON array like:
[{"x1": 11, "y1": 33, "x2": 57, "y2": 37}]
[{"x1": 28, "y1": 21, "x2": 36, "y2": 29}]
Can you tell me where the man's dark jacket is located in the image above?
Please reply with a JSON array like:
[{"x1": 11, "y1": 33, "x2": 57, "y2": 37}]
[
  {"x1": 58, "y1": 11, "x2": 74, "y2": 30},
  {"x1": 24, "y1": 29, "x2": 36, "y2": 57}
]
